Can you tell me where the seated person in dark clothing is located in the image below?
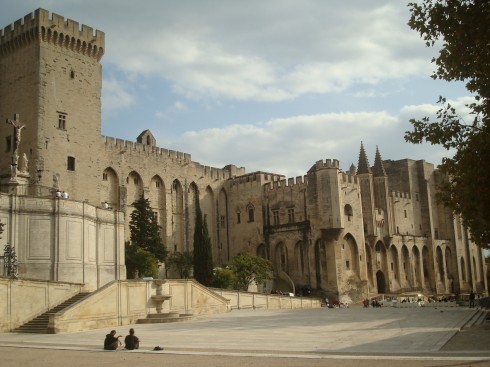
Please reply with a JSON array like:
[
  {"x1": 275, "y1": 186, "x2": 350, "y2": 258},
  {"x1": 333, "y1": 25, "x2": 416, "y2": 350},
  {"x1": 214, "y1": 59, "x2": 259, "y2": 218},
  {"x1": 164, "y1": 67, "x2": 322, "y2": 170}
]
[
  {"x1": 104, "y1": 330, "x2": 122, "y2": 350},
  {"x1": 124, "y1": 328, "x2": 140, "y2": 350}
]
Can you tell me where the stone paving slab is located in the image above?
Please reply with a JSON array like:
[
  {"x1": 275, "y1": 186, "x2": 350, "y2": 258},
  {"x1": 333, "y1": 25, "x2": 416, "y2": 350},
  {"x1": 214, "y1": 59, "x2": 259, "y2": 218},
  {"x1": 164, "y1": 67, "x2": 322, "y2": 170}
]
[{"x1": 0, "y1": 306, "x2": 488, "y2": 358}]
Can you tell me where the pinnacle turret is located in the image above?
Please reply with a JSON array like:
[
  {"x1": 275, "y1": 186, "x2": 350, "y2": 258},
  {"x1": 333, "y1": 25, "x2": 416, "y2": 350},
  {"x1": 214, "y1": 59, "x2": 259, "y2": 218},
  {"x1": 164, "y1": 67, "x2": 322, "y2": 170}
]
[
  {"x1": 349, "y1": 163, "x2": 356, "y2": 176},
  {"x1": 373, "y1": 146, "x2": 387, "y2": 177},
  {"x1": 357, "y1": 142, "x2": 371, "y2": 174}
]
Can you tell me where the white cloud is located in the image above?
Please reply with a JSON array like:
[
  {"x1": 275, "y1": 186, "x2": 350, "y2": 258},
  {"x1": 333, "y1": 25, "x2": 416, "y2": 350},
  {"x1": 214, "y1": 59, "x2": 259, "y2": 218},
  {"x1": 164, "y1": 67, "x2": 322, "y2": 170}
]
[
  {"x1": 170, "y1": 111, "x2": 403, "y2": 178},
  {"x1": 94, "y1": 0, "x2": 434, "y2": 103},
  {"x1": 102, "y1": 78, "x2": 136, "y2": 112},
  {"x1": 174, "y1": 101, "x2": 187, "y2": 111}
]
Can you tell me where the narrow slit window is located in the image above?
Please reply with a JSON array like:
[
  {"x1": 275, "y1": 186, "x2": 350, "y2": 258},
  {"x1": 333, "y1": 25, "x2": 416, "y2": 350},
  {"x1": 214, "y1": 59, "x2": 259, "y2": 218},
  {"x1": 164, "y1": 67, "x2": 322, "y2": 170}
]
[{"x1": 67, "y1": 156, "x2": 76, "y2": 171}]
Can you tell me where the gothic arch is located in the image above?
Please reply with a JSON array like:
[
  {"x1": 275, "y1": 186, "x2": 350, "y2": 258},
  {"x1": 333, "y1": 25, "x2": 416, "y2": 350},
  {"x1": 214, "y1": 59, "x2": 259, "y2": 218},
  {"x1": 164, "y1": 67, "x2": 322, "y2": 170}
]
[
  {"x1": 365, "y1": 243, "x2": 374, "y2": 288},
  {"x1": 126, "y1": 171, "x2": 143, "y2": 205},
  {"x1": 460, "y1": 257, "x2": 466, "y2": 282},
  {"x1": 275, "y1": 242, "x2": 288, "y2": 273},
  {"x1": 422, "y1": 246, "x2": 431, "y2": 286},
  {"x1": 171, "y1": 179, "x2": 184, "y2": 253},
  {"x1": 444, "y1": 247, "x2": 454, "y2": 282},
  {"x1": 149, "y1": 175, "x2": 166, "y2": 240},
  {"x1": 436, "y1": 246, "x2": 444, "y2": 281},
  {"x1": 472, "y1": 256, "x2": 479, "y2": 283},
  {"x1": 202, "y1": 186, "x2": 215, "y2": 256},
  {"x1": 217, "y1": 188, "x2": 228, "y2": 263},
  {"x1": 412, "y1": 245, "x2": 422, "y2": 288},
  {"x1": 390, "y1": 245, "x2": 400, "y2": 286},
  {"x1": 256, "y1": 243, "x2": 267, "y2": 259},
  {"x1": 343, "y1": 233, "x2": 359, "y2": 277},
  {"x1": 101, "y1": 167, "x2": 118, "y2": 207},
  {"x1": 246, "y1": 202, "x2": 255, "y2": 223},
  {"x1": 188, "y1": 182, "x2": 199, "y2": 252},
  {"x1": 401, "y1": 245, "x2": 412, "y2": 287},
  {"x1": 314, "y1": 239, "x2": 327, "y2": 288},
  {"x1": 294, "y1": 241, "x2": 306, "y2": 277},
  {"x1": 374, "y1": 241, "x2": 388, "y2": 277}
]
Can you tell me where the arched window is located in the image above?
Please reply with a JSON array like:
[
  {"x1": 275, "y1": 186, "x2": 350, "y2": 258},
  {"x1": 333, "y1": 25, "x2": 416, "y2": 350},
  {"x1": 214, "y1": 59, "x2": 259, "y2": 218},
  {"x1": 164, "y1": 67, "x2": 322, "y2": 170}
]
[
  {"x1": 344, "y1": 204, "x2": 353, "y2": 221},
  {"x1": 247, "y1": 203, "x2": 255, "y2": 222}
]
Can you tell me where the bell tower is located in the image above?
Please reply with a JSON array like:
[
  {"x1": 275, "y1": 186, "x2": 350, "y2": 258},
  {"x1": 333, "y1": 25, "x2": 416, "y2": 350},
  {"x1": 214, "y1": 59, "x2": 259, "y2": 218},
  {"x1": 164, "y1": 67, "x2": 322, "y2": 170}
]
[{"x1": 0, "y1": 9, "x2": 104, "y2": 200}]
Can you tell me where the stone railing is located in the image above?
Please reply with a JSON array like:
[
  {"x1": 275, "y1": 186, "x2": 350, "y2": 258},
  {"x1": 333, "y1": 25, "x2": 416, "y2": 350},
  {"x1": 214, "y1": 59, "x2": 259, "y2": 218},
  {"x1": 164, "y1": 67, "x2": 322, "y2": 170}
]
[
  {"x1": 209, "y1": 288, "x2": 322, "y2": 310},
  {"x1": 48, "y1": 279, "x2": 230, "y2": 333}
]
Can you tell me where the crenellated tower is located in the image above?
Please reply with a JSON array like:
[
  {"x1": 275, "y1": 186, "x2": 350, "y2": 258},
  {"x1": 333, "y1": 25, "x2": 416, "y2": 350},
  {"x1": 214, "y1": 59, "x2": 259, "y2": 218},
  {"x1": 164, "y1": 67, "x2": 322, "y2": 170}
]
[{"x1": 0, "y1": 8, "x2": 104, "y2": 200}]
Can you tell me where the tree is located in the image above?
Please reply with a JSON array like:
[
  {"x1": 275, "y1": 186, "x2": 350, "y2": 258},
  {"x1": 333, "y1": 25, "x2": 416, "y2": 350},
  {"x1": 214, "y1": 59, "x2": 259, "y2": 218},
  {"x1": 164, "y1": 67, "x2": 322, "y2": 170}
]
[
  {"x1": 212, "y1": 267, "x2": 237, "y2": 289},
  {"x1": 405, "y1": 0, "x2": 490, "y2": 248},
  {"x1": 126, "y1": 196, "x2": 167, "y2": 278},
  {"x1": 193, "y1": 203, "x2": 213, "y2": 285},
  {"x1": 228, "y1": 253, "x2": 273, "y2": 291},
  {"x1": 167, "y1": 250, "x2": 193, "y2": 278},
  {"x1": 125, "y1": 243, "x2": 159, "y2": 279}
]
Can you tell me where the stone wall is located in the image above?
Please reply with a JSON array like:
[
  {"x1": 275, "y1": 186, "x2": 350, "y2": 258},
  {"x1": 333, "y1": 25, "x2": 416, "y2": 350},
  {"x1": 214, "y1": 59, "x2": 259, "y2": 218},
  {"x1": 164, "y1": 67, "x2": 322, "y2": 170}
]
[{"x1": 0, "y1": 192, "x2": 125, "y2": 289}]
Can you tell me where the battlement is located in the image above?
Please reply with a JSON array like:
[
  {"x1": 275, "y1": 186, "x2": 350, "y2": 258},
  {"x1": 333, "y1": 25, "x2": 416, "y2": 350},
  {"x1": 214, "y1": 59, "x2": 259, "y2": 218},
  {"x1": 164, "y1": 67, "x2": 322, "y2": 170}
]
[
  {"x1": 227, "y1": 171, "x2": 284, "y2": 191},
  {"x1": 264, "y1": 175, "x2": 309, "y2": 194},
  {"x1": 103, "y1": 135, "x2": 233, "y2": 180},
  {"x1": 195, "y1": 164, "x2": 232, "y2": 181},
  {"x1": 0, "y1": 8, "x2": 104, "y2": 60},
  {"x1": 104, "y1": 135, "x2": 191, "y2": 161},
  {"x1": 390, "y1": 191, "x2": 411, "y2": 201},
  {"x1": 340, "y1": 172, "x2": 359, "y2": 185},
  {"x1": 314, "y1": 159, "x2": 340, "y2": 170}
]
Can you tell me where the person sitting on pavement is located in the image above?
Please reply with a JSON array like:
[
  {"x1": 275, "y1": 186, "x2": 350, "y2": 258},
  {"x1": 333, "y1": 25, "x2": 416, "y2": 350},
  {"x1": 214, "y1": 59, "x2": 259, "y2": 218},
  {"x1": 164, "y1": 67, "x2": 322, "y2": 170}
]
[
  {"x1": 104, "y1": 330, "x2": 122, "y2": 350},
  {"x1": 124, "y1": 328, "x2": 140, "y2": 350}
]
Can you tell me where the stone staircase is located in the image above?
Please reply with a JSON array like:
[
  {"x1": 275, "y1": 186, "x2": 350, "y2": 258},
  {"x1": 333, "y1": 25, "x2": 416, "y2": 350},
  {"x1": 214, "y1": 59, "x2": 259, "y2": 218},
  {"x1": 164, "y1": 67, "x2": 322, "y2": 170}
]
[
  {"x1": 462, "y1": 308, "x2": 489, "y2": 329},
  {"x1": 12, "y1": 292, "x2": 91, "y2": 334}
]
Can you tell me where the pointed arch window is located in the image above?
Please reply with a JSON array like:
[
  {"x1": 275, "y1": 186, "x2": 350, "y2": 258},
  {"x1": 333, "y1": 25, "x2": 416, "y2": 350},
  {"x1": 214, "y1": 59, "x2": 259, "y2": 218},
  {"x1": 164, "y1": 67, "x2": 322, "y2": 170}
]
[{"x1": 247, "y1": 203, "x2": 255, "y2": 222}]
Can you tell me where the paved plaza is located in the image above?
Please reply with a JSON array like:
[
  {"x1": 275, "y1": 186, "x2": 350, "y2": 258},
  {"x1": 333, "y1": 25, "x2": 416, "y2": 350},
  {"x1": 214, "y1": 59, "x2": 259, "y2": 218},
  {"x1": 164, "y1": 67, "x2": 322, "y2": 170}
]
[{"x1": 0, "y1": 306, "x2": 489, "y2": 366}]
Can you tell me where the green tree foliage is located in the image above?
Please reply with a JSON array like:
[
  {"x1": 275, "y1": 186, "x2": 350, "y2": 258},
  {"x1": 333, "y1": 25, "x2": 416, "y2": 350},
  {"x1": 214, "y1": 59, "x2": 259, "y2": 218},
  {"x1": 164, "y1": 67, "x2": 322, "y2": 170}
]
[
  {"x1": 167, "y1": 250, "x2": 193, "y2": 278},
  {"x1": 125, "y1": 243, "x2": 159, "y2": 279},
  {"x1": 228, "y1": 253, "x2": 273, "y2": 291},
  {"x1": 126, "y1": 196, "x2": 167, "y2": 278},
  {"x1": 193, "y1": 203, "x2": 213, "y2": 285},
  {"x1": 212, "y1": 267, "x2": 237, "y2": 289},
  {"x1": 405, "y1": 0, "x2": 490, "y2": 248}
]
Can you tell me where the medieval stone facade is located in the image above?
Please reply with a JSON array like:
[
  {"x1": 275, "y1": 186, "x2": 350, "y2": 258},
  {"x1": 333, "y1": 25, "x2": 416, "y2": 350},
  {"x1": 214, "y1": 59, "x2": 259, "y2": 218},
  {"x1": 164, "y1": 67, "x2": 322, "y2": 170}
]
[{"x1": 0, "y1": 9, "x2": 487, "y2": 298}]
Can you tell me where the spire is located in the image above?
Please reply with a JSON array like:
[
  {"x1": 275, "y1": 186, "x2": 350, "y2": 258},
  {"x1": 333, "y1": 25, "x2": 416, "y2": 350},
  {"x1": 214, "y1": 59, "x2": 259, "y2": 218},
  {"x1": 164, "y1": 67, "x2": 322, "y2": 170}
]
[
  {"x1": 373, "y1": 146, "x2": 387, "y2": 177},
  {"x1": 357, "y1": 142, "x2": 371, "y2": 174}
]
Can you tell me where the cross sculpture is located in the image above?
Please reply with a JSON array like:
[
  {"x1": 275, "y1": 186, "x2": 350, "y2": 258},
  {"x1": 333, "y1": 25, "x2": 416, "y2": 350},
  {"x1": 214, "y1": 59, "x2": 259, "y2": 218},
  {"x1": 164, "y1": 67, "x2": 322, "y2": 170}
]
[
  {"x1": 5, "y1": 114, "x2": 26, "y2": 179},
  {"x1": 5, "y1": 113, "x2": 26, "y2": 154}
]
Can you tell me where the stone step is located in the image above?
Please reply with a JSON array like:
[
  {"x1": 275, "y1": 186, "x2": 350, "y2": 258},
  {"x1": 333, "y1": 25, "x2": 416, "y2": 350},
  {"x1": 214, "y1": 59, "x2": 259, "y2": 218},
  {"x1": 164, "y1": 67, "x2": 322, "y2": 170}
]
[
  {"x1": 146, "y1": 311, "x2": 180, "y2": 319},
  {"x1": 12, "y1": 292, "x2": 91, "y2": 334},
  {"x1": 137, "y1": 313, "x2": 194, "y2": 324}
]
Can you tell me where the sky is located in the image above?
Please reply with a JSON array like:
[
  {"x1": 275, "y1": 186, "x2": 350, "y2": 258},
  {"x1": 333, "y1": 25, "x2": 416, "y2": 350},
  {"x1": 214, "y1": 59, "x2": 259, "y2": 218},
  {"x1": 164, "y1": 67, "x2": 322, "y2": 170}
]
[{"x1": 0, "y1": 0, "x2": 472, "y2": 178}]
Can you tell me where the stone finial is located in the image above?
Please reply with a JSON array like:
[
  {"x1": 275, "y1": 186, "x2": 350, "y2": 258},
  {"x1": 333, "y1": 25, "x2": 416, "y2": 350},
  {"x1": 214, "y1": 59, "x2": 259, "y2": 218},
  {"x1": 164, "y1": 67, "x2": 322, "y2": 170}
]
[
  {"x1": 357, "y1": 142, "x2": 371, "y2": 174},
  {"x1": 373, "y1": 146, "x2": 387, "y2": 177}
]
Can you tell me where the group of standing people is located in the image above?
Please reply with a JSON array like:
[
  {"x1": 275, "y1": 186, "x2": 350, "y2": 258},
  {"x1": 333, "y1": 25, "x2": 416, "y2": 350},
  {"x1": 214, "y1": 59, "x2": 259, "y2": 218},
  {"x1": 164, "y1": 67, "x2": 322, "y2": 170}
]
[{"x1": 104, "y1": 328, "x2": 140, "y2": 350}]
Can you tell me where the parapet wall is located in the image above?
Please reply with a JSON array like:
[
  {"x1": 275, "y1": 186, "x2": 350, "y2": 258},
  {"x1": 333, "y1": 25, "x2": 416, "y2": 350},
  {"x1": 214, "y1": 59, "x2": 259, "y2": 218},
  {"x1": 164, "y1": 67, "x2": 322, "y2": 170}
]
[
  {"x1": 314, "y1": 158, "x2": 340, "y2": 170},
  {"x1": 0, "y1": 8, "x2": 104, "y2": 60},
  {"x1": 103, "y1": 135, "x2": 233, "y2": 180},
  {"x1": 391, "y1": 191, "x2": 411, "y2": 201}
]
